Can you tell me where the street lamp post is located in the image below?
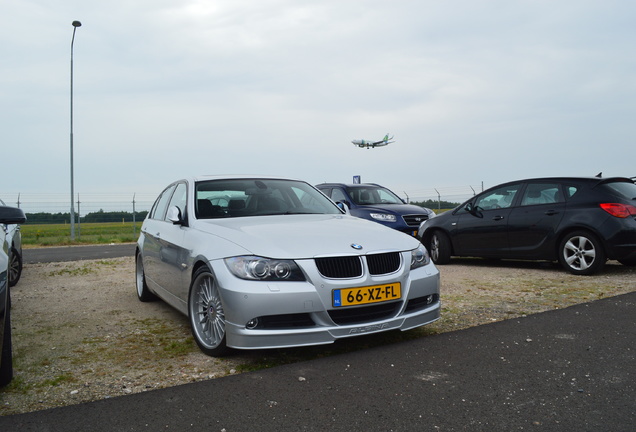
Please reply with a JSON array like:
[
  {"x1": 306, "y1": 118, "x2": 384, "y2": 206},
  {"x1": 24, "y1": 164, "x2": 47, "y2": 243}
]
[{"x1": 70, "y1": 20, "x2": 81, "y2": 241}]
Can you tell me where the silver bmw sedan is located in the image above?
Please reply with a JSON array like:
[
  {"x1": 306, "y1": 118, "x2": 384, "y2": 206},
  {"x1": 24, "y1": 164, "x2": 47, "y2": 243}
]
[{"x1": 136, "y1": 176, "x2": 440, "y2": 356}]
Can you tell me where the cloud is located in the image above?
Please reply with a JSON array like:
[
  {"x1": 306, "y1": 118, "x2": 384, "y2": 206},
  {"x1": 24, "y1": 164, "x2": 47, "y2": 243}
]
[{"x1": 2, "y1": 0, "x2": 635, "y2": 208}]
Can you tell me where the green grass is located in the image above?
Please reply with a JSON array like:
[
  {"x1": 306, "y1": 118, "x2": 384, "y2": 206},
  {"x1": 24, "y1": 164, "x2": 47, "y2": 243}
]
[{"x1": 21, "y1": 222, "x2": 141, "y2": 247}]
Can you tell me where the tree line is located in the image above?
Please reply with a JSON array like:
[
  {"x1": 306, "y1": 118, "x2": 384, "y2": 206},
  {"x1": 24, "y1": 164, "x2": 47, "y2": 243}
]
[
  {"x1": 25, "y1": 210, "x2": 149, "y2": 224},
  {"x1": 411, "y1": 199, "x2": 461, "y2": 210}
]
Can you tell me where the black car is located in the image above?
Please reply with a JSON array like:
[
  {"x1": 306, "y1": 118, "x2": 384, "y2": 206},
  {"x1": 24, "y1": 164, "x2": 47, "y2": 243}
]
[
  {"x1": 417, "y1": 176, "x2": 636, "y2": 275},
  {"x1": 316, "y1": 183, "x2": 435, "y2": 236},
  {"x1": 0, "y1": 205, "x2": 26, "y2": 387}
]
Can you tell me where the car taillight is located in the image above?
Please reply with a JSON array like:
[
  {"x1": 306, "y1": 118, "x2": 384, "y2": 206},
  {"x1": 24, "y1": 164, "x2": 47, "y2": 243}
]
[{"x1": 600, "y1": 203, "x2": 636, "y2": 218}]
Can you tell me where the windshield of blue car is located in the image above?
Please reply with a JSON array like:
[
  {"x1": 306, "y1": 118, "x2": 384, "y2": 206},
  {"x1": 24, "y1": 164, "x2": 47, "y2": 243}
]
[
  {"x1": 195, "y1": 179, "x2": 343, "y2": 218},
  {"x1": 346, "y1": 187, "x2": 403, "y2": 205}
]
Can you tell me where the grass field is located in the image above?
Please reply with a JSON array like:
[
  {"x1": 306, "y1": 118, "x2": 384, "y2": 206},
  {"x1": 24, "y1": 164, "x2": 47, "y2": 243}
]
[{"x1": 21, "y1": 222, "x2": 141, "y2": 247}]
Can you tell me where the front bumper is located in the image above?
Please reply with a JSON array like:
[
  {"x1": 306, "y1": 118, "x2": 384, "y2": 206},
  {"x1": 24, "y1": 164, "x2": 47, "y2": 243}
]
[{"x1": 209, "y1": 255, "x2": 440, "y2": 350}]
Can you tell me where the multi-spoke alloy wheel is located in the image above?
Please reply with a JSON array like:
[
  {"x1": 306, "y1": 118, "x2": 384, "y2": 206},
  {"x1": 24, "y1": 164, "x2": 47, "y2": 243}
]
[
  {"x1": 8, "y1": 248, "x2": 22, "y2": 287},
  {"x1": 188, "y1": 267, "x2": 229, "y2": 356},
  {"x1": 559, "y1": 231, "x2": 605, "y2": 275}
]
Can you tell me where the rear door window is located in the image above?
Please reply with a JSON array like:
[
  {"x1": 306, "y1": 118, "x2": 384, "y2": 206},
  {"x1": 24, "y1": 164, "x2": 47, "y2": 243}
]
[{"x1": 520, "y1": 183, "x2": 563, "y2": 206}]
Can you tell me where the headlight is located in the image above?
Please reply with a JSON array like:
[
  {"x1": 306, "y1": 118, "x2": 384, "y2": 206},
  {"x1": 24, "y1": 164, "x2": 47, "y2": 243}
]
[
  {"x1": 410, "y1": 244, "x2": 430, "y2": 269},
  {"x1": 225, "y1": 256, "x2": 306, "y2": 281},
  {"x1": 370, "y1": 213, "x2": 397, "y2": 222}
]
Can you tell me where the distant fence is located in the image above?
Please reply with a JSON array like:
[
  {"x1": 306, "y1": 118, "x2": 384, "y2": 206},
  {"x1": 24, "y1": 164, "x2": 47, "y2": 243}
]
[
  {"x1": 2, "y1": 185, "x2": 486, "y2": 223},
  {"x1": 399, "y1": 184, "x2": 485, "y2": 209},
  {"x1": 0, "y1": 193, "x2": 157, "y2": 224}
]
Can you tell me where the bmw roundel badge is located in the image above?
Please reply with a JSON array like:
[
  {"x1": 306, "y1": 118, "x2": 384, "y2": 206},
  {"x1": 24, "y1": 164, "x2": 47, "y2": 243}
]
[{"x1": 350, "y1": 243, "x2": 363, "y2": 250}]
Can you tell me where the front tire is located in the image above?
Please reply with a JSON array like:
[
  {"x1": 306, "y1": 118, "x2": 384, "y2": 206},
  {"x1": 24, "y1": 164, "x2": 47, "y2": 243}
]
[
  {"x1": 558, "y1": 231, "x2": 606, "y2": 275},
  {"x1": 8, "y1": 248, "x2": 22, "y2": 287},
  {"x1": 428, "y1": 231, "x2": 452, "y2": 264},
  {"x1": 188, "y1": 267, "x2": 230, "y2": 357}
]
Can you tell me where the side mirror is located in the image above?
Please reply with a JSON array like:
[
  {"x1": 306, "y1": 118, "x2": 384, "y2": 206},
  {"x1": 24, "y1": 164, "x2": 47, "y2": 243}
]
[
  {"x1": 464, "y1": 202, "x2": 483, "y2": 218},
  {"x1": 336, "y1": 202, "x2": 350, "y2": 214},
  {"x1": 0, "y1": 206, "x2": 26, "y2": 225},
  {"x1": 166, "y1": 206, "x2": 184, "y2": 225}
]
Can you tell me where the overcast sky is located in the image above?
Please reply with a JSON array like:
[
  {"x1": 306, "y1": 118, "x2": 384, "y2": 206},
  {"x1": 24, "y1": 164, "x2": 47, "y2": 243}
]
[{"x1": 2, "y1": 0, "x2": 635, "y2": 207}]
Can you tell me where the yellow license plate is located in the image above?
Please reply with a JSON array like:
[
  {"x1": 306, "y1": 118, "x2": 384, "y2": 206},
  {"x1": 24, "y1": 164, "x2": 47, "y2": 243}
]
[{"x1": 332, "y1": 283, "x2": 401, "y2": 307}]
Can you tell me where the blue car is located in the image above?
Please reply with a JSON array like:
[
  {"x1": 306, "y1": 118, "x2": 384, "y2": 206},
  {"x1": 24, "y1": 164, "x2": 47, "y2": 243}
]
[{"x1": 316, "y1": 183, "x2": 435, "y2": 236}]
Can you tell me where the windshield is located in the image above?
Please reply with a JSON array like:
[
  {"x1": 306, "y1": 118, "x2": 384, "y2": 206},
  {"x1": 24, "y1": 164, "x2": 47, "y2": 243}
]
[
  {"x1": 195, "y1": 178, "x2": 343, "y2": 219},
  {"x1": 346, "y1": 187, "x2": 403, "y2": 205}
]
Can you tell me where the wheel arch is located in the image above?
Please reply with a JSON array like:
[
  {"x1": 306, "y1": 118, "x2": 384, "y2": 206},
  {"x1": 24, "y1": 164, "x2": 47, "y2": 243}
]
[
  {"x1": 191, "y1": 259, "x2": 212, "y2": 283},
  {"x1": 422, "y1": 228, "x2": 454, "y2": 255}
]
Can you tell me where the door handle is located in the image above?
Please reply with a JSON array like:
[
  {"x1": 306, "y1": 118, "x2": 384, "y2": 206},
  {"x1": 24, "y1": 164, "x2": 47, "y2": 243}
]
[
  {"x1": 492, "y1": 215, "x2": 505, "y2": 221},
  {"x1": 544, "y1": 210, "x2": 559, "y2": 216}
]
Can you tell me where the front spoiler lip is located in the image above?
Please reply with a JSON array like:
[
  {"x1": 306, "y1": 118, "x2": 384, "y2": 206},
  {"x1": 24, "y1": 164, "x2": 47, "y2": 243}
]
[{"x1": 223, "y1": 302, "x2": 441, "y2": 350}]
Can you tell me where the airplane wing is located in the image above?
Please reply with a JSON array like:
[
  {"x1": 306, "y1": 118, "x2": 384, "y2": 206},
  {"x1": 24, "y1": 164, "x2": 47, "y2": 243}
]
[{"x1": 370, "y1": 134, "x2": 394, "y2": 146}]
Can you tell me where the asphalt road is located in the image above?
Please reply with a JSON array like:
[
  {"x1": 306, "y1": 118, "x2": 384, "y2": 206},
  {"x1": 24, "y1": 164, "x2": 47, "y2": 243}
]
[{"x1": 1, "y1": 280, "x2": 633, "y2": 431}]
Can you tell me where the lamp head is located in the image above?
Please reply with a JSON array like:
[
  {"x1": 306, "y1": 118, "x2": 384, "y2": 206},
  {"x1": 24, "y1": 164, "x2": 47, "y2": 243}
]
[{"x1": 72, "y1": 21, "x2": 82, "y2": 27}]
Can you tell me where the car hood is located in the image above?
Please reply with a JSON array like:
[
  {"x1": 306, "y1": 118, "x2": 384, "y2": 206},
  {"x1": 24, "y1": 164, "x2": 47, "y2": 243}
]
[
  {"x1": 353, "y1": 203, "x2": 431, "y2": 215},
  {"x1": 194, "y1": 214, "x2": 419, "y2": 259}
]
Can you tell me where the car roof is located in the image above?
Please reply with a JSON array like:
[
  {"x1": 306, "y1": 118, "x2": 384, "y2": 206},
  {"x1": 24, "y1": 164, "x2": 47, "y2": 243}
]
[
  {"x1": 497, "y1": 176, "x2": 634, "y2": 185},
  {"x1": 316, "y1": 183, "x2": 384, "y2": 188},
  {"x1": 193, "y1": 175, "x2": 302, "y2": 182}
]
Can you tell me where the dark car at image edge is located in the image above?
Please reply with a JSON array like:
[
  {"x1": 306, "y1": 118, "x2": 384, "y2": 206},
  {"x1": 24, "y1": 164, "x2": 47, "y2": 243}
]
[
  {"x1": 417, "y1": 176, "x2": 636, "y2": 275},
  {"x1": 0, "y1": 205, "x2": 27, "y2": 387}
]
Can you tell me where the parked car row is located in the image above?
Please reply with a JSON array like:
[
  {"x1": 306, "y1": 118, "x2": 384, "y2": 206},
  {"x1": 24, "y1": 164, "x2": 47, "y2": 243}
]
[
  {"x1": 417, "y1": 176, "x2": 636, "y2": 276},
  {"x1": 136, "y1": 173, "x2": 634, "y2": 358}
]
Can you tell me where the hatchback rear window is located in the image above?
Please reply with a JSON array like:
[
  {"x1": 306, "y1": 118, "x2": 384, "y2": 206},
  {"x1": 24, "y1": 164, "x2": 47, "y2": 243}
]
[{"x1": 602, "y1": 181, "x2": 636, "y2": 200}]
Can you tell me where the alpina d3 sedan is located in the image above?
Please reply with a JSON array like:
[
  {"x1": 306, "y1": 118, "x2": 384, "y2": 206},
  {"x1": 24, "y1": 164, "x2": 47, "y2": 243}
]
[
  {"x1": 418, "y1": 176, "x2": 636, "y2": 275},
  {"x1": 136, "y1": 176, "x2": 440, "y2": 356}
]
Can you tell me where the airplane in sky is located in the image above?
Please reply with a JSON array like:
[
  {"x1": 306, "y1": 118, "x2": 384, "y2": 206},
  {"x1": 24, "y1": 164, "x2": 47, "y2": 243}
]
[{"x1": 351, "y1": 134, "x2": 394, "y2": 149}]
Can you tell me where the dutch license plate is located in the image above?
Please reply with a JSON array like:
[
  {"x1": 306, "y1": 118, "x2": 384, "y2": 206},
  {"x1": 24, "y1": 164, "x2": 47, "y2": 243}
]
[{"x1": 332, "y1": 283, "x2": 401, "y2": 307}]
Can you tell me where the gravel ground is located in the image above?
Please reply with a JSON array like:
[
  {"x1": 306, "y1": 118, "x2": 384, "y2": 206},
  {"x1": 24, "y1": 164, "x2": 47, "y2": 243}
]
[{"x1": 1, "y1": 257, "x2": 634, "y2": 416}]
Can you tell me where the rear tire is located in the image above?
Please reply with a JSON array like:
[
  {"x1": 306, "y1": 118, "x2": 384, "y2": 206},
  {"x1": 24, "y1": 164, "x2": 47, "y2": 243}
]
[
  {"x1": 136, "y1": 254, "x2": 157, "y2": 302},
  {"x1": 428, "y1": 231, "x2": 452, "y2": 264},
  {"x1": 558, "y1": 231, "x2": 606, "y2": 275}
]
